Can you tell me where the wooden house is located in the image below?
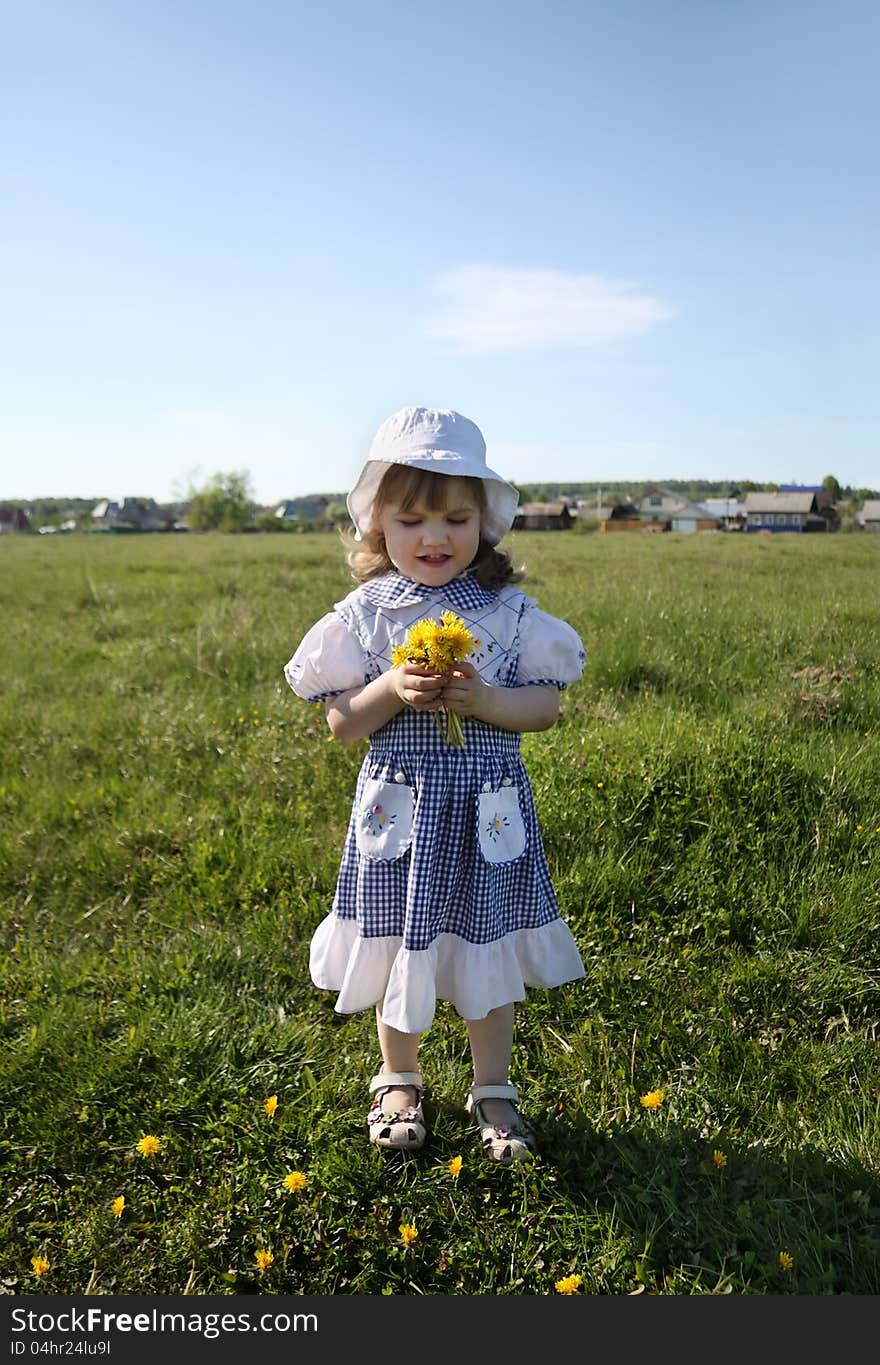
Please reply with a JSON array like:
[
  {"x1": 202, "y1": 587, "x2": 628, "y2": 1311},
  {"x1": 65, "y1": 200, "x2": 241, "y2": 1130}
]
[
  {"x1": 744, "y1": 491, "x2": 830, "y2": 532},
  {"x1": 512, "y1": 501, "x2": 574, "y2": 530}
]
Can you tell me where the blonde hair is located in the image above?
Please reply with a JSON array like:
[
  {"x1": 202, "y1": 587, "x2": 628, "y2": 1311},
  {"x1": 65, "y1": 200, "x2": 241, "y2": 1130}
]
[{"x1": 344, "y1": 465, "x2": 524, "y2": 590}]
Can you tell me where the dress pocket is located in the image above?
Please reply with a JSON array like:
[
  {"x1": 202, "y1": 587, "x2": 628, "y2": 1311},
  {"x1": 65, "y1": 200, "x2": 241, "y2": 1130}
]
[
  {"x1": 355, "y1": 777, "x2": 415, "y2": 861},
  {"x1": 477, "y1": 784, "x2": 527, "y2": 865}
]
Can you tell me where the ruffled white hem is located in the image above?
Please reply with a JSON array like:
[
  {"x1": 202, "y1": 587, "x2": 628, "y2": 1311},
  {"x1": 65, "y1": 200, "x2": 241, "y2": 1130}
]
[{"x1": 308, "y1": 913, "x2": 586, "y2": 1034}]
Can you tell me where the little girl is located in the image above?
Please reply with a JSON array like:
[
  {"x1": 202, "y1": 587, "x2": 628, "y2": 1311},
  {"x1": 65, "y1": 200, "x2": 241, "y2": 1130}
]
[{"x1": 284, "y1": 406, "x2": 586, "y2": 1163}]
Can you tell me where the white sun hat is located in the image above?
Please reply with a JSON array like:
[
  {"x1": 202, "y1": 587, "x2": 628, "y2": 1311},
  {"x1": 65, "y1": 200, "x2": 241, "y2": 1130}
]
[{"x1": 346, "y1": 406, "x2": 520, "y2": 546}]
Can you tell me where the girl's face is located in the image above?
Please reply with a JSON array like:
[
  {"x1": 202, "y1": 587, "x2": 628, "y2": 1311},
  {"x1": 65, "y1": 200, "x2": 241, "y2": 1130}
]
[{"x1": 378, "y1": 476, "x2": 482, "y2": 586}]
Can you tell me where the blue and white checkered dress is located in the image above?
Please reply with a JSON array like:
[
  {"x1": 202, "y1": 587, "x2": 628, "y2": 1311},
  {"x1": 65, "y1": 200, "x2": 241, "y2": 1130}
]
[{"x1": 284, "y1": 571, "x2": 586, "y2": 1033}]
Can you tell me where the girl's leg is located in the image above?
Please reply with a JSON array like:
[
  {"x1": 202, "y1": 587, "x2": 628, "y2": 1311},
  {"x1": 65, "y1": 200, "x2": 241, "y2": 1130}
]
[
  {"x1": 465, "y1": 1003, "x2": 519, "y2": 1129},
  {"x1": 375, "y1": 1007, "x2": 422, "y2": 1111}
]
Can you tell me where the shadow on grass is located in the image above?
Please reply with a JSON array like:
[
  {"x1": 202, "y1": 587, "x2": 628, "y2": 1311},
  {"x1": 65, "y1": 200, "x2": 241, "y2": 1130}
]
[{"x1": 539, "y1": 1113, "x2": 880, "y2": 1293}]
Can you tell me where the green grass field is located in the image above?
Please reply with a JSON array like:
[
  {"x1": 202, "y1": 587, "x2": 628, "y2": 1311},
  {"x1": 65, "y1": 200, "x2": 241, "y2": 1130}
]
[{"x1": 2, "y1": 528, "x2": 879, "y2": 1295}]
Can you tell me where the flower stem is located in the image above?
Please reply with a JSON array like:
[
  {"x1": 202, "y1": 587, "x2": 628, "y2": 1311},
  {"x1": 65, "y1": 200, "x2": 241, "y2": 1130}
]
[
  {"x1": 445, "y1": 708, "x2": 465, "y2": 748},
  {"x1": 432, "y1": 707, "x2": 465, "y2": 747}
]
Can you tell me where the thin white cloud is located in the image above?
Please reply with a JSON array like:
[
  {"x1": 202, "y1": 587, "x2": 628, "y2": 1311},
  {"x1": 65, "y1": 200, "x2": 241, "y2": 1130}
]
[{"x1": 423, "y1": 265, "x2": 674, "y2": 354}]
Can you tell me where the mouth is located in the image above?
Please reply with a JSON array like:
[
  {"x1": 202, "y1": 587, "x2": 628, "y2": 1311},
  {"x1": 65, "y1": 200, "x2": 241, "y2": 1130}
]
[{"x1": 418, "y1": 554, "x2": 452, "y2": 565}]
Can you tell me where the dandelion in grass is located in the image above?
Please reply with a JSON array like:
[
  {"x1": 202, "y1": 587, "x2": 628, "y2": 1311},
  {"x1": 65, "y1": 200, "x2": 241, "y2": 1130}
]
[
  {"x1": 111, "y1": 1196, "x2": 126, "y2": 1217},
  {"x1": 283, "y1": 1171, "x2": 307, "y2": 1194},
  {"x1": 255, "y1": 1249, "x2": 274, "y2": 1273},
  {"x1": 448, "y1": 1155, "x2": 463, "y2": 1179},
  {"x1": 399, "y1": 1222, "x2": 419, "y2": 1248},
  {"x1": 712, "y1": 1149, "x2": 727, "y2": 1169},
  {"x1": 778, "y1": 1251, "x2": 794, "y2": 1271},
  {"x1": 555, "y1": 1273, "x2": 582, "y2": 1294},
  {"x1": 264, "y1": 1095, "x2": 278, "y2": 1118},
  {"x1": 31, "y1": 1256, "x2": 50, "y2": 1279},
  {"x1": 640, "y1": 1089, "x2": 665, "y2": 1110},
  {"x1": 136, "y1": 1134, "x2": 161, "y2": 1157},
  {"x1": 391, "y1": 611, "x2": 475, "y2": 748}
]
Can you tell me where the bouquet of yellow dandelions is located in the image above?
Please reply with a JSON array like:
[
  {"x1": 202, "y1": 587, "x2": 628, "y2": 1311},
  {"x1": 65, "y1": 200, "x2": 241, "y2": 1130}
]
[{"x1": 391, "y1": 610, "x2": 475, "y2": 748}]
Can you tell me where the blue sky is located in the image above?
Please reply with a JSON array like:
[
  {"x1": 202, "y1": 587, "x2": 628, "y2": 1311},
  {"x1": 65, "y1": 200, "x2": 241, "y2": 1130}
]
[{"x1": 3, "y1": 0, "x2": 878, "y2": 504}]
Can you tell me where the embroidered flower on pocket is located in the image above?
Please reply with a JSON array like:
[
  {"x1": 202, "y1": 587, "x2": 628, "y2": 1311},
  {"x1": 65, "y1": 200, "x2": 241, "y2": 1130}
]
[
  {"x1": 484, "y1": 811, "x2": 511, "y2": 843},
  {"x1": 355, "y1": 777, "x2": 415, "y2": 861},
  {"x1": 477, "y1": 785, "x2": 527, "y2": 865},
  {"x1": 361, "y1": 803, "x2": 397, "y2": 838}
]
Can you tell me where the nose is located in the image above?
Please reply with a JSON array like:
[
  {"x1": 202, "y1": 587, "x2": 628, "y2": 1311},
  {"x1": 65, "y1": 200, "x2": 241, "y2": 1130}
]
[{"x1": 420, "y1": 519, "x2": 448, "y2": 546}]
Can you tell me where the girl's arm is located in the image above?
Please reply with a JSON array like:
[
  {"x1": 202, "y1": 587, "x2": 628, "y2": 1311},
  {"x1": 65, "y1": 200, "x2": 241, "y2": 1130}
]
[
  {"x1": 325, "y1": 664, "x2": 445, "y2": 742},
  {"x1": 441, "y1": 663, "x2": 559, "y2": 733}
]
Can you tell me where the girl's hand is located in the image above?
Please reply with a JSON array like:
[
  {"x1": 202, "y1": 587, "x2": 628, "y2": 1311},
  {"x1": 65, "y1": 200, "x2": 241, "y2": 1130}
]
[
  {"x1": 439, "y1": 661, "x2": 488, "y2": 719},
  {"x1": 390, "y1": 662, "x2": 446, "y2": 712}
]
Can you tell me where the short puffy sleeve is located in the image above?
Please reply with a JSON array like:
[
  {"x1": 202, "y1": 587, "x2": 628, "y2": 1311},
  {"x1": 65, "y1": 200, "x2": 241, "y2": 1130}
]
[
  {"x1": 514, "y1": 607, "x2": 585, "y2": 690},
  {"x1": 283, "y1": 612, "x2": 367, "y2": 703}
]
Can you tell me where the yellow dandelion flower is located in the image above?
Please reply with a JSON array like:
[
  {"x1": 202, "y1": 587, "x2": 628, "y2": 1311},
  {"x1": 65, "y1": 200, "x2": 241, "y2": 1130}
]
[
  {"x1": 437, "y1": 612, "x2": 474, "y2": 661},
  {"x1": 136, "y1": 1134, "x2": 161, "y2": 1157},
  {"x1": 399, "y1": 1222, "x2": 418, "y2": 1247},
  {"x1": 392, "y1": 614, "x2": 473, "y2": 748},
  {"x1": 640, "y1": 1089, "x2": 665, "y2": 1110},
  {"x1": 778, "y1": 1251, "x2": 794, "y2": 1271},
  {"x1": 264, "y1": 1095, "x2": 278, "y2": 1118},
  {"x1": 255, "y1": 1249, "x2": 274, "y2": 1273},
  {"x1": 712, "y1": 1149, "x2": 727, "y2": 1169},
  {"x1": 426, "y1": 642, "x2": 451, "y2": 671},
  {"x1": 555, "y1": 1273, "x2": 583, "y2": 1294},
  {"x1": 31, "y1": 1256, "x2": 50, "y2": 1279},
  {"x1": 283, "y1": 1171, "x2": 307, "y2": 1194},
  {"x1": 111, "y1": 1196, "x2": 126, "y2": 1217},
  {"x1": 395, "y1": 614, "x2": 474, "y2": 671},
  {"x1": 448, "y1": 1155, "x2": 463, "y2": 1179},
  {"x1": 402, "y1": 619, "x2": 436, "y2": 664}
]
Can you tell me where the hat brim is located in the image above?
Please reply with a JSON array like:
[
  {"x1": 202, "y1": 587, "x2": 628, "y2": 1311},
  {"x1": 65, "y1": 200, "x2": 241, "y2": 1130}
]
[{"x1": 347, "y1": 455, "x2": 520, "y2": 546}]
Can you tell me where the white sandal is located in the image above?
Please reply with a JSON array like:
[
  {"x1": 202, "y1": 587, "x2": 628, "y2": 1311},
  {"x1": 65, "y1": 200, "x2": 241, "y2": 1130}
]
[
  {"x1": 367, "y1": 1070, "x2": 427, "y2": 1150},
  {"x1": 466, "y1": 1083, "x2": 537, "y2": 1163}
]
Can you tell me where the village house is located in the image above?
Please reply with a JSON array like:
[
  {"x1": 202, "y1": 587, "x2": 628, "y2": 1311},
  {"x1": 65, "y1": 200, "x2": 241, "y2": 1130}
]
[
  {"x1": 575, "y1": 502, "x2": 618, "y2": 524},
  {"x1": 91, "y1": 497, "x2": 159, "y2": 531},
  {"x1": 698, "y1": 497, "x2": 747, "y2": 530},
  {"x1": 859, "y1": 499, "x2": 880, "y2": 531},
  {"x1": 512, "y1": 501, "x2": 574, "y2": 530},
  {"x1": 779, "y1": 483, "x2": 834, "y2": 510},
  {"x1": 594, "y1": 502, "x2": 648, "y2": 532},
  {"x1": 637, "y1": 489, "x2": 719, "y2": 533},
  {"x1": 744, "y1": 491, "x2": 831, "y2": 532}
]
